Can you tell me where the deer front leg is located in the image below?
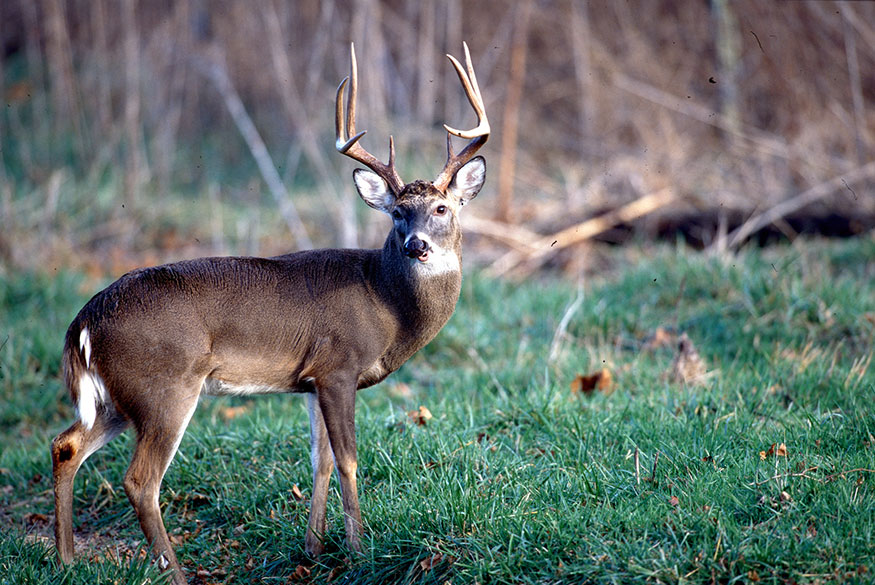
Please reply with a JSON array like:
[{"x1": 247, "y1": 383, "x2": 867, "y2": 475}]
[
  {"x1": 316, "y1": 374, "x2": 363, "y2": 554},
  {"x1": 305, "y1": 393, "x2": 334, "y2": 557}
]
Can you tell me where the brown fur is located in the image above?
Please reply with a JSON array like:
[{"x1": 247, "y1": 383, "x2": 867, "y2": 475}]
[{"x1": 51, "y1": 158, "x2": 484, "y2": 585}]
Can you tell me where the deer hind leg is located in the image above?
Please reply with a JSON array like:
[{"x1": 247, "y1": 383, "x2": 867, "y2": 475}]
[
  {"x1": 52, "y1": 409, "x2": 128, "y2": 564},
  {"x1": 305, "y1": 392, "x2": 335, "y2": 557},
  {"x1": 123, "y1": 394, "x2": 198, "y2": 585},
  {"x1": 316, "y1": 375, "x2": 363, "y2": 554}
]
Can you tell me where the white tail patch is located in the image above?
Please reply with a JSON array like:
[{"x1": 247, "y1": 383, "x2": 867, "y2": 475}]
[
  {"x1": 79, "y1": 327, "x2": 92, "y2": 368},
  {"x1": 77, "y1": 327, "x2": 107, "y2": 430},
  {"x1": 77, "y1": 370, "x2": 107, "y2": 430}
]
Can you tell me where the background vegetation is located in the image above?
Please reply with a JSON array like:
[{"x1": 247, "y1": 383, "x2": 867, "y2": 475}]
[
  {"x1": 1, "y1": 0, "x2": 874, "y2": 274},
  {"x1": 1, "y1": 1, "x2": 874, "y2": 583}
]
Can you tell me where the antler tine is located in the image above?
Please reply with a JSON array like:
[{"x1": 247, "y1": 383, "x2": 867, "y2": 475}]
[
  {"x1": 434, "y1": 42, "x2": 490, "y2": 192},
  {"x1": 335, "y1": 43, "x2": 404, "y2": 194},
  {"x1": 443, "y1": 42, "x2": 490, "y2": 140}
]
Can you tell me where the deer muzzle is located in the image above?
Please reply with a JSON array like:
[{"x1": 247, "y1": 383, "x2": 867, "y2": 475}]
[{"x1": 403, "y1": 236, "x2": 431, "y2": 262}]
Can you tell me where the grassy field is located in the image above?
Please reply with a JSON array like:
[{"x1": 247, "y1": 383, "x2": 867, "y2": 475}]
[{"x1": 1, "y1": 238, "x2": 874, "y2": 584}]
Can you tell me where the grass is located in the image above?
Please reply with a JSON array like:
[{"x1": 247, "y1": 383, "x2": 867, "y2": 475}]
[{"x1": 1, "y1": 237, "x2": 874, "y2": 584}]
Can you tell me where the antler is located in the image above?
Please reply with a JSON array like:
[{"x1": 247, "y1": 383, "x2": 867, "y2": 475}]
[
  {"x1": 336, "y1": 43, "x2": 405, "y2": 194},
  {"x1": 433, "y1": 42, "x2": 491, "y2": 192}
]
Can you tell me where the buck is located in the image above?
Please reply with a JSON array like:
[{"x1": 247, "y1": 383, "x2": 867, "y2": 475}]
[{"x1": 51, "y1": 43, "x2": 488, "y2": 584}]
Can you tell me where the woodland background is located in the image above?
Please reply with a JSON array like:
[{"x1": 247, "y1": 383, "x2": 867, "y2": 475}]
[{"x1": 1, "y1": 0, "x2": 873, "y2": 277}]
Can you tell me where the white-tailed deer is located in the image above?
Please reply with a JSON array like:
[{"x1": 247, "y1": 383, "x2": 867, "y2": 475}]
[{"x1": 51, "y1": 43, "x2": 488, "y2": 584}]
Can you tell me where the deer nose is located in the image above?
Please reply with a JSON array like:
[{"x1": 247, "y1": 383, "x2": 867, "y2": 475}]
[{"x1": 403, "y1": 236, "x2": 430, "y2": 260}]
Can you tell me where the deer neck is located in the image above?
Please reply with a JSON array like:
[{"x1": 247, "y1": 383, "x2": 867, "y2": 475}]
[{"x1": 376, "y1": 231, "x2": 462, "y2": 341}]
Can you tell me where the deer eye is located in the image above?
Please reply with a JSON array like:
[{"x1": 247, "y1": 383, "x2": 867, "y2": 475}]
[
  {"x1": 392, "y1": 209, "x2": 403, "y2": 220},
  {"x1": 434, "y1": 205, "x2": 448, "y2": 216}
]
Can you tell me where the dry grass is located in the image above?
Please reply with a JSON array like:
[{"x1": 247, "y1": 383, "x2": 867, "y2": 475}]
[{"x1": 1, "y1": 0, "x2": 873, "y2": 275}]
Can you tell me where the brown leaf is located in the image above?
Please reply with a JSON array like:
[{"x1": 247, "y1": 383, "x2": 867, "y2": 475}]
[
  {"x1": 24, "y1": 513, "x2": 49, "y2": 525},
  {"x1": 292, "y1": 563, "x2": 312, "y2": 580},
  {"x1": 776, "y1": 442, "x2": 788, "y2": 457},
  {"x1": 748, "y1": 569, "x2": 761, "y2": 582},
  {"x1": 408, "y1": 405, "x2": 433, "y2": 426},
  {"x1": 420, "y1": 552, "x2": 455, "y2": 571},
  {"x1": 291, "y1": 484, "x2": 305, "y2": 502},
  {"x1": 420, "y1": 553, "x2": 444, "y2": 571},
  {"x1": 668, "y1": 495, "x2": 679, "y2": 507},
  {"x1": 570, "y1": 368, "x2": 613, "y2": 396}
]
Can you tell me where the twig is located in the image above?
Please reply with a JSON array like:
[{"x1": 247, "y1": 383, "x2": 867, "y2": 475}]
[
  {"x1": 487, "y1": 188, "x2": 676, "y2": 278},
  {"x1": 751, "y1": 467, "x2": 821, "y2": 487},
  {"x1": 726, "y1": 161, "x2": 875, "y2": 249},
  {"x1": 192, "y1": 51, "x2": 312, "y2": 251},
  {"x1": 649, "y1": 451, "x2": 660, "y2": 484},
  {"x1": 824, "y1": 468, "x2": 875, "y2": 482}
]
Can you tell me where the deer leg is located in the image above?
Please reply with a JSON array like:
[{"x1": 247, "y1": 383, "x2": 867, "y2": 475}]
[
  {"x1": 316, "y1": 377, "x2": 362, "y2": 553},
  {"x1": 305, "y1": 392, "x2": 334, "y2": 557},
  {"x1": 123, "y1": 396, "x2": 197, "y2": 585},
  {"x1": 52, "y1": 411, "x2": 128, "y2": 564}
]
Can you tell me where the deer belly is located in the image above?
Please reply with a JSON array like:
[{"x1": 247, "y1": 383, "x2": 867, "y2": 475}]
[{"x1": 201, "y1": 377, "x2": 295, "y2": 396}]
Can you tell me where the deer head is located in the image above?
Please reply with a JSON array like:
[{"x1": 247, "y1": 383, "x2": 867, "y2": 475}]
[{"x1": 336, "y1": 42, "x2": 489, "y2": 274}]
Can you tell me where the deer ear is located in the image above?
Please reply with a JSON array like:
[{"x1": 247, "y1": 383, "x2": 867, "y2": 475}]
[
  {"x1": 447, "y1": 156, "x2": 486, "y2": 207},
  {"x1": 353, "y1": 169, "x2": 396, "y2": 213}
]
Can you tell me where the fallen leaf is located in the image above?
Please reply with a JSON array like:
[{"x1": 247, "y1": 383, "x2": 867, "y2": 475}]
[
  {"x1": 760, "y1": 443, "x2": 776, "y2": 460},
  {"x1": 779, "y1": 490, "x2": 791, "y2": 502},
  {"x1": 291, "y1": 484, "x2": 305, "y2": 502},
  {"x1": 292, "y1": 563, "x2": 312, "y2": 580},
  {"x1": 748, "y1": 569, "x2": 760, "y2": 582},
  {"x1": 776, "y1": 443, "x2": 788, "y2": 457},
  {"x1": 570, "y1": 368, "x2": 613, "y2": 395},
  {"x1": 669, "y1": 495, "x2": 679, "y2": 507},
  {"x1": 408, "y1": 405, "x2": 433, "y2": 426},
  {"x1": 420, "y1": 552, "x2": 455, "y2": 571},
  {"x1": 24, "y1": 513, "x2": 49, "y2": 525},
  {"x1": 420, "y1": 553, "x2": 444, "y2": 571}
]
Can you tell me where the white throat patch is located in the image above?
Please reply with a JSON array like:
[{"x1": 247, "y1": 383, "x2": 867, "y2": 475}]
[{"x1": 409, "y1": 242, "x2": 460, "y2": 276}]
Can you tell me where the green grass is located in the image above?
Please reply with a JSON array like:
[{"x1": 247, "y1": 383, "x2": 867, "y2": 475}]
[{"x1": 2, "y1": 237, "x2": 874, "y2": 584}]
